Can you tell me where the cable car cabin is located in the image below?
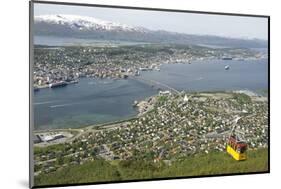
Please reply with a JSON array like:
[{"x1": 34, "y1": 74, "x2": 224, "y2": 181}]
[{"x1": 226, "y1": 135, "x2": 247, "y2": 161}]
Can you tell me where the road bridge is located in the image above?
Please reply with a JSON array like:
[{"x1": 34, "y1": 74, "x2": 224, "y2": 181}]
[{"x1": 131, "y1": 76, "x2": 180, "y2": 94}]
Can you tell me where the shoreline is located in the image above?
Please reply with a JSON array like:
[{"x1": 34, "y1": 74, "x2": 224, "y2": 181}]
[
  {"x1": 34, "y1": 80, "x2": 79, "y2": 89},
  {"x1": 33, "y1": 89, "x2": 268, "y2": 176},
  {"x1": 33, "y1": 57, "x2": 268, "y2": 89},
  {"x1": 33, "y1": 116, "x2": 138, "y2": 133},
  {"x1": 33, "y1": 89, "x2": 268, "y2": 135}
]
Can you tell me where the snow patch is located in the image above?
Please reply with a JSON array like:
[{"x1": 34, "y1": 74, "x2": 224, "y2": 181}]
[{"x1": 34, "y1": 14, "x2": 147, "y2": 33}]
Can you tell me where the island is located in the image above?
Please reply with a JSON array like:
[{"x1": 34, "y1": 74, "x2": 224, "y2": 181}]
[{"x1": 33, "y1": 90, "x2": 268, "y2": 186}]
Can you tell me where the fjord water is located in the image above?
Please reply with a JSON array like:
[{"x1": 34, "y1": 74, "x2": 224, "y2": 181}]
[
  {"x1": 34, "y1": 78, "x2": 157, "y2": 130},
  {"x1": 140, "y1": 59, "x2": 268, "y2": 92},
  {"x1": 34, "y1": 36, "x2": 149, "y2": 46},
  {"x1": 34, "y1": 59, "x2": 268, "y2": 130}
]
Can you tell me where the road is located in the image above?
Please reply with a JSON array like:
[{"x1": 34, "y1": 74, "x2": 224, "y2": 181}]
[{"x1": 131, "y1": 76, "x2": 180, "y2": 94}]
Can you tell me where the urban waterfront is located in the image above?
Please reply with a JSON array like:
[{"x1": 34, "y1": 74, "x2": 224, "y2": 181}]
[
  {"x1": 32, "y1": 9, "x2": 269, "y2": 186},
  {"x1": 34, "y1": 58, "x2": 268, "y2": 130}
]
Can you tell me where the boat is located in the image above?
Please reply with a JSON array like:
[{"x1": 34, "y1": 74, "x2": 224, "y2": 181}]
[
  {"x1": 225, "y1": 65, "x2": 230, "y2": 70},
  {"x1": 132, "y1": 100, "x2": 138, "y2": 107},
  {"x1": 139, "y1": 67, "x2": 148, "y2": 71},
  {"x1": 139, "y1": 67, "x2": 152, "y2": 71},
  {"x1": 222, "y1": 57, "x2": 233, "y2": 60},
  {"x1": 49, "y1": 81, "x2": 68, "y2": 88}
]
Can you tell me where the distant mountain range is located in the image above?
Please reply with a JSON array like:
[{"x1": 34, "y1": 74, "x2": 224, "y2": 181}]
[{"x1": 34, "y1": 14, "x2": 267, "y2": 48}]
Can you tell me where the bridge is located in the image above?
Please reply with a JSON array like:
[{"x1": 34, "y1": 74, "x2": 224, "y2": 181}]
[{"x1": 130, "y1": 76, "x2": 180, "y2": 94}]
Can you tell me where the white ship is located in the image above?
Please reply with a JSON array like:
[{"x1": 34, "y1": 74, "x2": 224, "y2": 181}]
[{"x1": 49, "y1": 81, "x2": 68, "y2": 88}]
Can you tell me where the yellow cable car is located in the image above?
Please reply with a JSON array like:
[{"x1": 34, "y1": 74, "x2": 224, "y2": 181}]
[
  {"x1": 226, "y1": 117, "x2": 247, "y2": 161},
  {"x1": 227, "y1": 135, "x2": 247, "y2": 161}
]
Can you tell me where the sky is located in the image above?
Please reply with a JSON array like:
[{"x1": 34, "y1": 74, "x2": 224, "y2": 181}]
[{"x1": 34, "y1": 3, "x2": 268, "y2": 40}]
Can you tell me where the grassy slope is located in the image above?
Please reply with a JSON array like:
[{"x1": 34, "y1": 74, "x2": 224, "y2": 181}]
[{"x1": 34, "y1": 148, "x2": 268, "y2": 186}]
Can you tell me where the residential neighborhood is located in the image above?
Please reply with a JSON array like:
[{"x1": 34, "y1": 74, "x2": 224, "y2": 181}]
[{"x1": 34, "y1": 91, "x2": 268, "y2": 176}]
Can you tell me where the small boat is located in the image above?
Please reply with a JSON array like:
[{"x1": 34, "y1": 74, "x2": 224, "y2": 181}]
[
  {"x1": 132, "y1": 100, "x2": 138, "y2": 107},
  {"x1": 225, "y1": 65, "x2": 230, "y2": 70},
  {"x1": 49, "y1": 81, "x2": 68, "y2": 88}
]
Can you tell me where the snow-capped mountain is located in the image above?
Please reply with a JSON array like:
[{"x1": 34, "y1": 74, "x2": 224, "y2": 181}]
[
  {"x1": 35, "y1": 14, "x2": 148, "y2": 33},
  {"x1": 34, "y1": 14, "x2": 267, "y2": 48}
]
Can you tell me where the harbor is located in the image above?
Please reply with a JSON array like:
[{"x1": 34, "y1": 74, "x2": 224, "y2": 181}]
[{"x1": 33, "y1": 58, "x2": 268, "y2": 130}]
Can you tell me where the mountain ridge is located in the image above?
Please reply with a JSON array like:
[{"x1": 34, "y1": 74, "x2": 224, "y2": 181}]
[{"x1": 34, "y1": 14, "x2": 267, "y2": 48}]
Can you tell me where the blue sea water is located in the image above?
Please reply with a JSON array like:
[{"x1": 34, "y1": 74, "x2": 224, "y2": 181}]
[{"x1": 33, "y1": 59, "x2": 268, "y2": 130}]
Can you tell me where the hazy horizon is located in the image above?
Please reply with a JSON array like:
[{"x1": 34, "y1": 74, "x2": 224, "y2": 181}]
[{"x1": 34, "y1": 3, "x2": 268, "y2": 40}]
